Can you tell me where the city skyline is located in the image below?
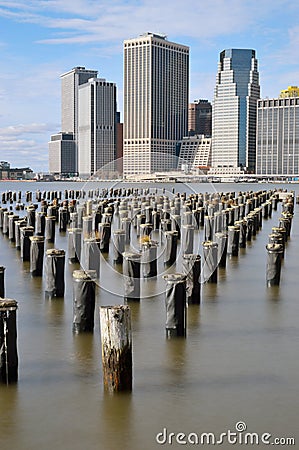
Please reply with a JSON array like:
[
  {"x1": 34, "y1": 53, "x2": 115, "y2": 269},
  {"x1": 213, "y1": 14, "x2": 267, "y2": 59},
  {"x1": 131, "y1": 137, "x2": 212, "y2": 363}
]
[{"x1": 1, "y1": 0, "x2": 299, "y2": 171}]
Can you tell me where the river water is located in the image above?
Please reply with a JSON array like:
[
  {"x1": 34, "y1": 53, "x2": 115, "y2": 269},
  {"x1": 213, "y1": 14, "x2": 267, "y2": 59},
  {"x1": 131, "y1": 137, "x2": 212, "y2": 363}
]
[{"x1": 0, "y1": 180, "x2": 298, "y2": 450}]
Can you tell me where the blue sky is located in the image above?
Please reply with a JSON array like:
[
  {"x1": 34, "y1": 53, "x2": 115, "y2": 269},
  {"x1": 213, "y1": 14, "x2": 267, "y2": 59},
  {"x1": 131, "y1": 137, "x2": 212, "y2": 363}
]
[{"x1": 0, "y1": 0, "x2": 299, "y2": 172}]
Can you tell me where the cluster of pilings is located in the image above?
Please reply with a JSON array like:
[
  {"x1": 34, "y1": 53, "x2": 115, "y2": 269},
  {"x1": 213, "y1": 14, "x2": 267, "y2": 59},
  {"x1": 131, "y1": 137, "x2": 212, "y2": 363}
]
[
  {"x1": 266, "y1": 193, "x2": 294, "y2": 286},
  {"x1": 0, "y1": 186, "x2": 295, "y2": 389}
]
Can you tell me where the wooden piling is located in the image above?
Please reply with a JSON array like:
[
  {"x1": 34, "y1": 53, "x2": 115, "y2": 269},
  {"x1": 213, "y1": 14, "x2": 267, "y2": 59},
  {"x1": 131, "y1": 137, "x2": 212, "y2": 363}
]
[
  {"x1": 99, "y1": 305, "x2": 132, "y2": 393},
  {"x1": 0, "y1": 299, "x2": 18, "y2": 384}
]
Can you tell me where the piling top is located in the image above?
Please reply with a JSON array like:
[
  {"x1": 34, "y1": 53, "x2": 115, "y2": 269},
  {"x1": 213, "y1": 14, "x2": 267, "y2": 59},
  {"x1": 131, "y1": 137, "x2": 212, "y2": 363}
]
[
  {"x1": 165, "y1": 230, "x2": 178, "y2": 236},
  {"x1": 46, "y1": 248, "x2": 65, "y2": 256},
  {"x1": 68, "y1": 227, "x2": 82, "y2": 233},
  {"x1": 29, "y1": 236, "x2": 45, "y2": 242},
  {"x1": 141, "y1": 240, "x2": 158, "y2": 248},
  {"x1": 73, "y1": 269, "x2": 97, "y2": 280},
  {"x1": 163, "y1": 273, "x2": 187, "y2": 283},
  {"x1": 202, "y1": 240, "x2": 218, "y2": 248},
  {"x1": 113, "y1": 229, "x2": 126, "y2": 235},
  {"x1": 183, "y1": 253, "x2": 201, "y2": 262},
  {"x1": 123, "y1": 251, "x2": 141, "y2": 261},
  {"x1": 0, "y1": 266, "x2": 5, "y2": 273},
  {"x1": 266, "y1": 243, "x2": 283, "y2": 253},
  {"x1": 0, "y1": 298, "x2": 18, "y2": 310},
  {"x1": 21, "y1": 226, "x2": 34, "y2": 233},
  {"x1": 272, "y1": 227, "x2": 286, "y2": 234}
]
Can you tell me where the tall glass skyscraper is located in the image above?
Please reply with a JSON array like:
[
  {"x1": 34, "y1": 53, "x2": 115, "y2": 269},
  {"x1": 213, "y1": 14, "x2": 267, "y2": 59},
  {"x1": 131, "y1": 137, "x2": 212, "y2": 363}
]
[
  {"x1": 212, "y1": 49, "x2": 260, "y2": 173},
  {"x1": 123, "y1": 33, "x2": 189, "y2": 175}
]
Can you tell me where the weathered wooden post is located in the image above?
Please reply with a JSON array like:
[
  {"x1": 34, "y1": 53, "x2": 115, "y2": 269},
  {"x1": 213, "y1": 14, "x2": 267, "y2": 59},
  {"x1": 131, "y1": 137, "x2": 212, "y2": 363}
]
[
  {"x1": 45, "y1": 215, "x2": 56, "y2": 243},
  {"x1": 266, "y1": 243, "x2": 283, "y2": 287},
  {"x1": 72, "y1": 270, "x2": 96, "y2": 333},
  {"x1": 164, "y1": 231, "x2": 178, "y2": 266},
  {"x1": 141, "y1": 240, "x2": 158, "y2": 278},
  {"x1": 0, "y1": 299, "x2": 18, "y2": 384},
  {"x1": 45, "y1": 249, "x2": 65, "y2": 298},
  {"x1": 123, "y1": 252, "x2": 141, "y2": 301},
  {"x1": 59, "y1": 207, "x2": 69, "y2": 232},
  {"x1": 120, "y1": 217, "x2": 131, "y2": 245},
  {"x1": 67, "y1": 227, "x2": 82, "y2": 264},
  {"x1": 8, "y1": 214, "x2": 19, "y2": 242},
  {"x1": 98, "y1": 222, "x2": 111, "y2": 252},
  {"x1": 269, "y1": 233, "x2": 285, "y2": 258},
  {"x1": 227, "y1": 225, "x2": 240, "y2": 257},
  {"x1": 82, "y1": 238, "x2": 100, "y2": 277},
  {"x1": 202, "y1": 241, "x2": 218, "y2": 283},
  {"x1": 20, "y1": 226, "x2": 34, "y2": 261},
  {"x1": 29, "y1": 236, "x2": 45, "y2": 276},
  {"x1": 112, "y1": 230, "x2": 126, "y2": 264},
  {"x1": 181, "y1": 224, "x2": 195, "y2": 255},
  {"x1": 0, "y1": 266, "x2": 5, "y2": 298},
  {"x1": 215, "y1": 232, "x2": 228, "y2": 268},
  {"x1": 99, "y1": 305, "x2": 132, "y2": 393},
  {"x1": 235, "y1": 219, "x2": 247, "y2": 248},
  {"x1": 36, "y1": 211, "x2": 46, "y2": 236},
  {"x1": 204, "y1": 215, "x2": 214, "y2": 241},
  {"x1": 163, "y1": 274, "x2": 187, "y2": 338},
  {"x1": 82, "y1": 215, "x2": 93, "y2": 239},
  {"x1": 182, "y1": 254, "x2": 201, "y2": 304}
]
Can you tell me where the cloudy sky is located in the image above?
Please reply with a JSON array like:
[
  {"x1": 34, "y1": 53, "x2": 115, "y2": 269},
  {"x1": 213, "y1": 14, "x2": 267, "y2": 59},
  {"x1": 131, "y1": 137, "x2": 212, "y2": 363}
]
[{"x1": 0, "y1": 0, "x2": 299, "y2": 172}]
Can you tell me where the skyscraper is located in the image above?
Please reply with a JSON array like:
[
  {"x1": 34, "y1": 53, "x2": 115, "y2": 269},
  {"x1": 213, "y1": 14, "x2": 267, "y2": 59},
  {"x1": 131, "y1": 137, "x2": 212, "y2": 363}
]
[
  {"x1": 211, "y1": 49, "x2": 260, "y2": 173},
  {"x1": 256, "y1": 96, "x2": 299, "y2": 175},
  {"x1": 188, "y1": 100, "x2": 212, "y2": 136},
  {"x1": 78, "y1": 77, "x2": 117, "y2": 177},
  {"x1": 123, "y1": 32, "x2": 189, "y2": 175},
  {"x1": 48, "y1": 132, "x2": 76, "y2": 175},
  {"x1": 60, "y1": 66, "x2": 98, "y2": 171}
]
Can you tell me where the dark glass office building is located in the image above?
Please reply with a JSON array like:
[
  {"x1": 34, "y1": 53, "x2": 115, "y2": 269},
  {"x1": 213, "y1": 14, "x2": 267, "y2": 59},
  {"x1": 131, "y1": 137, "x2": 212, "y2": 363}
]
[{"x1": 212, "y1": 49, "x2": 260, "y2": 173}]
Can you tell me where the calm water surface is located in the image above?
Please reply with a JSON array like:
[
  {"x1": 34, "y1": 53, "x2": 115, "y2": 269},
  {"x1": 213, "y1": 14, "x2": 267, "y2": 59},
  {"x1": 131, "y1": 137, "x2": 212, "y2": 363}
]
[{"x1": 0, "y1": 181, "x2": 298, "y2": 450}]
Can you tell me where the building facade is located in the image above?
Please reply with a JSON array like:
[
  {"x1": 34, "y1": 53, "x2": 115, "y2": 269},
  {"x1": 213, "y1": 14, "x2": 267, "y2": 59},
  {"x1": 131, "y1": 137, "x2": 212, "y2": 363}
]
[
  {"x1": 212, "y1": 49, "x2": 260, "y2": 173},
  {"x1": 48, "y1": 132, "x2": 76, "y2": 175},
  {"x1": 178, "y1": 135, "x2": 211, "y2": 171},
  {"x1": 188, "y1": 100, "x2": 212, "y2": 136},
  {"x1": 256, "y1": 97, "x2": 299, "y2": 175},
  {"x1": 123, "y1": 32, "x2": 189, "y2": 175},
  {"x1": 59, "y1": 66, "x2": 98, "y2": 172},
  {"x1": 78, "y1": 78, "x2": 117, "y2": 177}
]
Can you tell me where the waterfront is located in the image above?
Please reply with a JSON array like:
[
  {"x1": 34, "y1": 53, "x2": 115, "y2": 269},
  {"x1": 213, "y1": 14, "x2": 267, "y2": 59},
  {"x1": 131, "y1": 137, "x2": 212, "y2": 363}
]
[{"x1": 0, "y1": 181, "x2": 298, "y2": 450}]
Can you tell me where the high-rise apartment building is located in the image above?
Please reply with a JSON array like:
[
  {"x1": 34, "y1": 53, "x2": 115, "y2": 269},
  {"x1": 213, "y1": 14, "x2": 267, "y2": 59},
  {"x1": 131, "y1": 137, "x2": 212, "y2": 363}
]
[
  {"x1": 212, "y1": 49, "x2": 260, "y2": 173},
  {"x1": 256, "y1": 96, "x2": 299, "y2": 175},
  {"x1": 188, "y1": 100, "x2": 212, "y2": 136},
  {"x1": 123, "y1": 32, "x2": 189, "y2": 175},
  {"x1": 78, "y1": 78, "x2": 117, "y2": 177}
]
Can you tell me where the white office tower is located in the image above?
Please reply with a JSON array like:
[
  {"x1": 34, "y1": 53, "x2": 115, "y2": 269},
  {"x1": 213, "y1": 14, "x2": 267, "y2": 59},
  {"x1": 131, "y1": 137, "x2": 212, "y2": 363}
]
[
  {"x1": 78, "y1": 78, "x2": 117, "y2": 177},
  {"x1": 256, "y1": 97, "x2": 299, "y2": 175},
  {"x1": 60, "y1": 66, "x2": 98, "y2": 171},
  {"x1": 123, "y1": 33, "x2": 189, "y2": 175},
  {"x1": 212, "y1": 49, "x2": 260, "y2": 173}
]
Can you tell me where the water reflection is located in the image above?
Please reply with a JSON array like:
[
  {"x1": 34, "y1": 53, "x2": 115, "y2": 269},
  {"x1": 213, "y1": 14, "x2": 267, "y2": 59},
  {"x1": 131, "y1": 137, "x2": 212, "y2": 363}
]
[{"x1": 99, "y1": 392, "x2": 133, "y2": 450}]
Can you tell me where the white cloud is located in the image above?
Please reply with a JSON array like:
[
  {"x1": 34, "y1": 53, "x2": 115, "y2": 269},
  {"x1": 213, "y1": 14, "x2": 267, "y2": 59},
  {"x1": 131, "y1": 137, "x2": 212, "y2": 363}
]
[
  {"x1": 1, "y1": 0, "x2": 295, "y2": 45},
  {"x1": 0, "y1": 123, "x2": 56, "y2": 135}
]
